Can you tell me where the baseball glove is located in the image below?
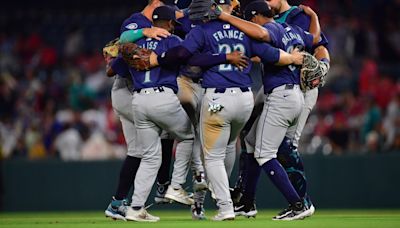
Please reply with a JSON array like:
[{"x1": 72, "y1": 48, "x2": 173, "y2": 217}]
[
  {"x1": 119, "y1": 42, "x2": 152, "y2": 71},
  {"x1": 103, "y1": 38, "x2": 120, "y2": 58},
  {"x1": 189, "y1": 0, "x2": 222, "y2": 21},
  {"x1": 300, "y1": 53, "x2": 329, "y2": 92}
]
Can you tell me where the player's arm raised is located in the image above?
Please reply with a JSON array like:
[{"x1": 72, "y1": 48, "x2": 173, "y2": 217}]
[
  {"x1": 299, "y1": 5, "x2": 321, "y2": 45},
  {"x1": 119, "y1": 27, "x2": 171, "y2": 43},
  {"x1": 218, "y1": 12, "x2": 271, "y2": 42}
]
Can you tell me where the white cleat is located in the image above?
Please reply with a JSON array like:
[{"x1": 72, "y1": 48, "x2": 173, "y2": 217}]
[
  {"x1": 125, "y1": 207, "x2": 160, "y2": 222},
  {"x1": 212, "y1": 211, "x2": 235, "y2": 221},
  {"x1": 165, "y1": 186, "x2": 194, "y2": 205}
]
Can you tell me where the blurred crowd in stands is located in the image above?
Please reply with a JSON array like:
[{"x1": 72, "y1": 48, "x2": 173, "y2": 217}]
[{"x1": 0, "y1": 0, "x2": 399, "y2": 160}]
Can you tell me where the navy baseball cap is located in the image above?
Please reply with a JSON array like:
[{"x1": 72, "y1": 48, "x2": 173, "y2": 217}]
[
  {"x1": 215, "y1": 0, "x2": 232, "y2": 5},
  {"x1": 160, "y1": 0, "x2": 179, "y2": 6},
  {"x1": 153, "y1": 5, "x2": 181, "y2": 24},
  {"x1": 244, "y1": 1, "x2": 273, "y2": 21}
]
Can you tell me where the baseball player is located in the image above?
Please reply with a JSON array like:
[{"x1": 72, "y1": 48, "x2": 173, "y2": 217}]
[
  {"x1": 121, "y1": 4, "x2": 207, "y2": 213},
  {"x1": 102, "y1": 39, "x2": 138, "y2": 221},
  {"x1": 123, "y1": 5, "x2": 195, "y2": 222},
  {"x1": 230, "y1": 0, "x2": 330, "y2": 218},
  {"x1": 228, "y1": 1, "x2": 320, "y2": 220},
  {"x1": 269, "y1": 0, "x2": 330, "y2": 216},
  {"x1": 119, "y1": 3, "x2": 209, "y2": 219},
  {"x1": 134, "y1": 0, "x2": 304, "y2": 220},
  {"x1": 120, "y1": 0, "x2": 184, "y2": 206},
  {"x1": 103, "y1": 0, "x2": 181, "y2": 221}
]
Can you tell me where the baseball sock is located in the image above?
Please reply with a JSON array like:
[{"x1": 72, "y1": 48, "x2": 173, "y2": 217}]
[
  {"x1": 242, "y1": 153, "x2": 261, "y2": 202},
  {"x1": 261, "y1": 158, "x2": 301, "y2": 204},
  {"x1": 277, "y1": 140, "x2": 308, "y2": 200},
  {"x1": 157, "y1": 139, "x2": 174, "y2": 184},
  {"x1": 115, "y1": 156, "x2": 141, "y2": 200}
]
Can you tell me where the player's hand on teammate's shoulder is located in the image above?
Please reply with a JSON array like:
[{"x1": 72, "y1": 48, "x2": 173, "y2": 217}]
[
  {"x1": 226, "y1": 51, "x2": 249, "y2": 70},
  {"x1": 299, "y1": 5, "x2": 317, "y2": 17},
  {"x1": 143, "y1": 27, "x2": 171, "y2": 41},
  {"x1": 290, "y1": 48, "x2": 305, "y2": 65}
]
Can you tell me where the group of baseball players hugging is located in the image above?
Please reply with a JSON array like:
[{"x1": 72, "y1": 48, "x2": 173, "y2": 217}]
[{"x1": 102, "y1": 0, "x2": 330, "y2": 222}]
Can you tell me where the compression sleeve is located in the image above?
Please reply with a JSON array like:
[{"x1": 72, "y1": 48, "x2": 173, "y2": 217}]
[{"x1": 119, "y1": 29, "x2": 144, "y2": 43}]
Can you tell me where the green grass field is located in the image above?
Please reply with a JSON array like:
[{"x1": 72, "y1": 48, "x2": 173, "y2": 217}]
[{"x1": 1, "y1": 210, "x2": 400, "y2": 228}]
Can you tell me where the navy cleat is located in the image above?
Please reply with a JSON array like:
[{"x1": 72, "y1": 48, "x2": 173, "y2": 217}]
[
  {"x1": 234, "y1": 198, "x2": 257, "y2": 218},
  {"x1": 272, "y1": 200, "x2": 313, "y2": 221},
  {"x1": 104, "y1": 197, "x2": 129, "y2": 221}
]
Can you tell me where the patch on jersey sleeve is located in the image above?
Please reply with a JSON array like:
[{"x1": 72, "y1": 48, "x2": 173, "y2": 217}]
[{"x1": 125, "y1": 23, "x2": 138, "y2": 30}]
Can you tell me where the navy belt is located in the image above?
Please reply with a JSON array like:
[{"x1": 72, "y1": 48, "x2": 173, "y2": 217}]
[
  {"x1": 267, "y1": 84, "x2": 295, "y2": 94},
  {"x1": 214, "y1": 87, "x2": 250, "y2": 93}
]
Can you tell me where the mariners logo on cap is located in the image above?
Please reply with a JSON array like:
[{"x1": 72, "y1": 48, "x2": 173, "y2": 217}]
[
  {"x1": 220, "y1": 0, "x2": 225, "y2": 3},
  {"x1": 153, "y1": 15, "x2": 159, "y2": 19}
]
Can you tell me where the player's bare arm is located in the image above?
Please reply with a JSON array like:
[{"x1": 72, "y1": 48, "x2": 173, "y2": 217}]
[
  {"x1": 276, "y1": 48, "x2": 304, "y2": 66},
  {"x1": 218, "y1": 12, "x2": 271, "y2": 42},
  {"x1": 314, "y1": 45, "x2": 330, "y2": 61},
  {"x1": 299, "y1": 5, "x2": 321, "y2": 45}
]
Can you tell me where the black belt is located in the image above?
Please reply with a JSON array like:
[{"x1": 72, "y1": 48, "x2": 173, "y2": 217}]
[
  {"x1": 214, "y1": 87, "x2": 250, "y2": 93},
  {"x1": 267, "y1": 84, "x2": 295, "y2": 94},
  {"x1": 134, "y1": 86, "x2": 165, "y2": 93}
]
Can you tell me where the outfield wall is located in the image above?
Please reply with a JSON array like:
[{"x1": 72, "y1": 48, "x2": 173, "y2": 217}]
[{"x1": 2, "y1": 153, "x2": 400, "y2": 211}]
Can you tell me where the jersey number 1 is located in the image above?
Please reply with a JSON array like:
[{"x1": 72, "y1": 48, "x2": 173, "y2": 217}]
[{"x1": 143, "y1": 71, "x2": 151, "y2": 83}]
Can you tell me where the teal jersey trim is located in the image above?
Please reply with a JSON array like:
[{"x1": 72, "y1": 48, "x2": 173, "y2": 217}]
[{"x1": 274, "y1": 6, "x2": 298, "y2": 24}]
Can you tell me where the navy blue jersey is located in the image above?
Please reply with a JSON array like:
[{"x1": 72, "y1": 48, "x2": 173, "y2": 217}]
[
  {"x1": 176, "y1": 9, "x2": 201, "y2": 35},
  {"x1": 181, "y1": 20, "x2": 280, "y2": 88},
  {"x1": 176, "y1": 10, "x2": 204, "y2": 79},
  {"x1": 120, "y1": 12, "x2": 152, "y2": 34},
  {"x1": 274, "y1": 6, "x2": 329, "y2": 50},
  {"x1": 130, "y1": 35, "x2": 182, "y2": 92},
  {"x1": 114, "y1": 12, "x2": 152, "y2": 85},
  {"x1": 262, "y1": 22, "x2": 313, "y2": 94},
  {"x1": 111, "y1": 56, "x2": 131, "y2": 78}
]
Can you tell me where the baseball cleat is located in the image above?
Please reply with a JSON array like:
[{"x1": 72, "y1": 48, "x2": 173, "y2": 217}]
[
  {"x1": 272, "y1": 206, "x2": 292, "y2": 220},
  {"x1": 234, "y1": 198, "x2": 257, "y2": 218},
  {"x1": 272, "y1": 201, "x2": 312, "y2": 221},
  {"x1": 154, "y1": 181, "x2": 172, "y2": 204},
  {"x1": 212, "y1": 210, "x2": 235, "y2": 221},
  {"x1": 104, "y1": 197, "x2": 129, "y2": 221},
  {"x1": 191, "y1": 202, "x2": 206, "y2": 220},
  {"x1": 308, "y1": 204, "x2": 315, "y2": 217},
  {"x1": 165, "y1": 185, "x2": 194, "y2": 205},
  {"x1": 125, "y1": 207, "x2": 160, "y2": 222}
]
